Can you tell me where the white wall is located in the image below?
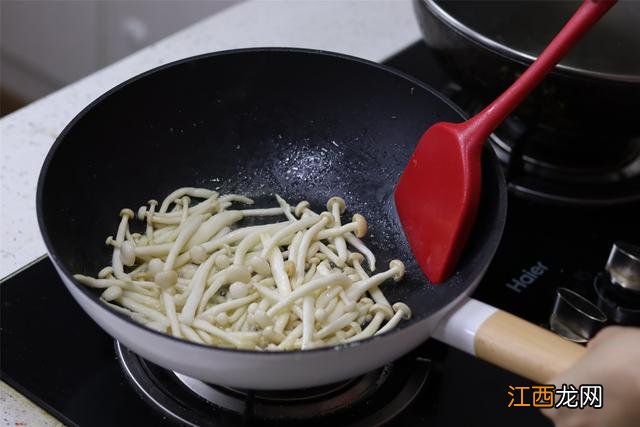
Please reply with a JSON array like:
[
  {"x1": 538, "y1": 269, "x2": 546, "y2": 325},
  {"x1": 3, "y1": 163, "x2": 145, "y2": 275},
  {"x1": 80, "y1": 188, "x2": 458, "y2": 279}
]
[{"x1": 1, "y1": 0, "x2": 239, "y2": 101}]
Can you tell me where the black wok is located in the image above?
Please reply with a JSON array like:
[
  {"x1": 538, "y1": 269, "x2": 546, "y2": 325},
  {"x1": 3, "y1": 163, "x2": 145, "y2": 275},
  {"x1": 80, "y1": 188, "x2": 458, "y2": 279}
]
[
  {"x1": 414, "y1": 0, "x2": 640, "y2": 155},
  {"x1": 37, "y1": 48, "x2": 583, "y2": 389}
]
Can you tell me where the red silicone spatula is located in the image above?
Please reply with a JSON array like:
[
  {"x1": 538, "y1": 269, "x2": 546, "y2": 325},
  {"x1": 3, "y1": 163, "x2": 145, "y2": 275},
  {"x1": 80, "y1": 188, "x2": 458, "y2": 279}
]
[{"x1": 395, "y1": 0, "x2": 616, "y2": 284}]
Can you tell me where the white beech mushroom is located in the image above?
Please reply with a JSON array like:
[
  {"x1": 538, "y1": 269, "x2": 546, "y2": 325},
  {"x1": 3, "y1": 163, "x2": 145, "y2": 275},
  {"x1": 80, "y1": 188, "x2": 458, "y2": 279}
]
[
  {"x1": 326, "y1": 196, "x2": 348, "y2": 264},
  {"x1": 76, "y1": 189, "x2": 412, "y2": 351}
]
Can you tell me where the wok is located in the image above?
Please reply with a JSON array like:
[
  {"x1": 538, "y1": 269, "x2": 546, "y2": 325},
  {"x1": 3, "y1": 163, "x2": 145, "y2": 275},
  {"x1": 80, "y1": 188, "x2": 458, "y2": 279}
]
[
  {"x1": 414, "y1": 0, "x2": 640, "y2": 143},
  {"x1": 37, "y1": 48, "x2": 583, "y2": 389}
]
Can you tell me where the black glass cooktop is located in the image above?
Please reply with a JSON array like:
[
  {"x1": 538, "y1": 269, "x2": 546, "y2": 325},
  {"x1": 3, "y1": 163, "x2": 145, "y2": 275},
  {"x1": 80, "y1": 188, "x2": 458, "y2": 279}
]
[{"x1": 2, "y1": 42, "x2": 639, "y2": 426}]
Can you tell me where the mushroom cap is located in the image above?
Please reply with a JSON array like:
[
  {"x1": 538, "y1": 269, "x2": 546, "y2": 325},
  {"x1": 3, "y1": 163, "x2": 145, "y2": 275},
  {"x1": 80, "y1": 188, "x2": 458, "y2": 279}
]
[
  {"x1": 370, "y1": 303, "x2": 394, "y2": 319},
  {"x1": 389, "y1": 259, "x2": 405, "y2": 281},
  {"x1": 137, "y1": 206, "x2": 148, "y2": 220},
  {"x1": 120, "y1": 241, "x2": 136, "y2": 266},
  {"x1": 352, "y1": 214, "x2": 368, "y2": 238},
  {"x1": 105, "y1": 235, "x2": 117, "y2": 247},
  {"x1": 148, "y1": 199, "x2": 158, "y2": 207},
  {"x1": 319, "y1": 211, "x2": 334, "y2": 227},
  {"x1": 155, "y1": 270, "x2": 178, "y2": 289},
  {"x1": 229, "y1": 281, "x2": 249, "y2": 299},
  {"x1": 294, "y1": 201, "x2": 310, "y2": 217},
  {"x1": 216, "y1": 312, "x2": 230, "y2": 326},
  {"x1": 392, "y1": 302, "x2": 412, "y2": 319},
  {"x1": 348, "y1": 252, "x2": 365, "y2": 265},
  {"x1": 97, "y1": 266, "x2": 114, "y2": 279},
  {"x1": 326, "y1": 196, "x2": 346, "y2": 214},
  {"x1": 120, "y1": 208, "x2": 135, "y2": 219},
  {"x1": 248, "y1": 255, "x2": 271, "y2": 276},
  {"x1": 148, "y1": 258, "x2": 164, "y2": 275},
  {"x1": 189, "y1": 245, "x2": 208, "y2": 264},
  {"x1": 101, "y1": 286, "x2": 123, "y2": 302},
  {"x1": 214, "y1": 253, "x2": 231, "y2": 270},
  {"x1": 283, "y1": 260, "x2": 295, "y2": 277}
]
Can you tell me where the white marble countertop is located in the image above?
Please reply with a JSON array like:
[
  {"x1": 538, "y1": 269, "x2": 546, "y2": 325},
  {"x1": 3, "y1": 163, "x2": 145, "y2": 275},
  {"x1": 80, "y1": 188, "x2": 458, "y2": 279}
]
[{"x1": 0, "y1": 0, "x2": 420, "y2": 424}]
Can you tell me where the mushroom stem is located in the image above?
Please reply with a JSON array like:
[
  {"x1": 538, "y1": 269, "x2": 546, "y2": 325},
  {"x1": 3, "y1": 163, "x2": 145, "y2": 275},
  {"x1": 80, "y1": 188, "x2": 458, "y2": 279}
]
[
  {"x1": 160, "y1": 213, "x2": 209, "y2": 277},
  {"x1": 314, "y1": 311, "x2": 358, "y2": 340},
  {"x1": 233, "y1": 229, "x2": 267, "y2": 265},
  {"x1": 376, "y1": 303, "x2": 412, "y2": 335},
  {"x1": 186, "y1": 210, "x2": 243, "y2": 249},
  {"x1": 315, "y1": 214, "x2": 367, "y2": 239},
  {"x1": 261, "y1": 234, "x2": 291, "y2": 296},
  {"x1": 345, "y1": 260, "x2": 404, "y2": 301},
  {"x1": 327, "y1": 197, "x2": 348, "y2": 264},
  {"x1": 278, "y1": 323, "x2": 303, "y2": 350},
  {"x1": 178, "y1": 251, "x2": 218, "y2": 325},
  {"x1": 112, "y1": 209, "x2": 134, "y2": 281},
  {"x1": 158, "y1": 187, "x2": 217, "y2": 213},
  {"x1": 175, "y1": 221, "x2": 289, "y2": 268},
  {"x1": 260, "y1": 217, "x2": 318, "y2": 257},
  {"x1": 122, "y1": 291, "x2": 161, "y2": 309},
  {"x1": 162, "y1": 292, "x2": 182, "y2": 338},
  {"x1": 266, "y1": 274, "x2": 350, "y2": 317},
  {"x1": 145, "y1": 200, "x2": 158, "y2": 243},
  {"x1": 198, "y1": 265, "x2": 251, "y2": 314},
  {"x1": 301, "y1": 296, "x2": 315, "y2": 349},
  {"x1": 287, "y1": 231, "x2": 303, "y2": 262},
  {"x1": 240, "y1": 207, "x2": 293, "y2": 217},
  {"x1": 344, "y1": 233, "x2": 376, "y2": 271},
  {"x1": 351, "y1": 254, "x2": 391, "y2": 315},
  {"x1": 117, "y1": 296, "x2": 169, "y2": 326},
  {"x1": 274, "y1": 313, "x2": 290, "y2": 336},
  {"x1": 199, "y1": 293, "x2": 259, "y2": 321},
  {"x1": 346, "y1": 311, "x2": 386, "y2": 342},
  {"x1": 294, "y1": 213, "x2": 333, "y2": 285},
  {"x1": 73, "y1": 274, "x2": 158, "y2": 296},
  {"x1": 275, "y1": 194, "x2": 297, "y2": 221},
  {"x1": 218, "y1": 194, "x2": 254, "y2": 205},
  {"x1": 191, "y1": 319, "x2": 255, "y2": 349},
  {"x1": 316, "y1": 286, "x2": 342, "y2": 309},
  {"x1": 133, "y1": 242, "x2": 174, "y2": 258},
  {"x1": 180, "y1": 324, "x2": 204, "y2": 343},
  {"x1": 316, "y1": 242, "x2": 345, "y2": 268}
]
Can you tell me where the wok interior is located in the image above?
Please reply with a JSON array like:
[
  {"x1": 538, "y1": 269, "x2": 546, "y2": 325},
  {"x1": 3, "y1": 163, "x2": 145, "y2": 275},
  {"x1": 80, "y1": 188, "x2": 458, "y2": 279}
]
[{"x1": 40, "y1": 49, "x2": 504, "y2": 338}]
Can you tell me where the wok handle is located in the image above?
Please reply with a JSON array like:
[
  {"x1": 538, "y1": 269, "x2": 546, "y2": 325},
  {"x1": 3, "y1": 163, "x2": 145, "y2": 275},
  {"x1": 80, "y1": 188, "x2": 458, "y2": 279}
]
[{"x1": 433, "y1": 298, "x2": 586, "y2": 383}]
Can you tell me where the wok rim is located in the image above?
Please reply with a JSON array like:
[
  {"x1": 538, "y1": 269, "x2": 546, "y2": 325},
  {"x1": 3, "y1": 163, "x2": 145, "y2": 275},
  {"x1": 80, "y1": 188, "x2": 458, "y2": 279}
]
[
  {"x1": 421, "y1": 0, "x2": 640, "y2": 84},
  {"x1": 36, "y1": 47, "x2": 507, "y2": 358}
]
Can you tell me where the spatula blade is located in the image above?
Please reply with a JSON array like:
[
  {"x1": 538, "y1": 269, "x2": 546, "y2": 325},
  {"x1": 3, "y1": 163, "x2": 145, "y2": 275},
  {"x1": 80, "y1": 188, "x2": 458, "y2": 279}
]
[{"x1": 394, "y1": 122, "x2": 483, "y2": 284}]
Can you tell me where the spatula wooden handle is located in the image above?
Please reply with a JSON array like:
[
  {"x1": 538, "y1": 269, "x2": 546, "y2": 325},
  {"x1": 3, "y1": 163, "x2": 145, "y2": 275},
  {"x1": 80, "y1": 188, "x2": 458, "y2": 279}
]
[
  {"x1": 475, "y1": 310, "x2": 586, "y2": 383},
  {"x1": 433, "y1": 298, "x2": 586, "y2": 383}
]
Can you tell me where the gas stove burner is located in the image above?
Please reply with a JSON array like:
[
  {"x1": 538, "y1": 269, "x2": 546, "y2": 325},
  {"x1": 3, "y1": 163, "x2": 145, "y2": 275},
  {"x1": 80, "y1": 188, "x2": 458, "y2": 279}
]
[
  {"x1": 115, "y1": 342, "x2": 430, "y2": 426},
  {"x1": 438, "y1": 83, "x2": 640, "y2": 206},
  {"x1": 491, "y1": 123, "x2": 640, "y2": 206},
  {"x1": 385, "y1": 42, "x2": 640, "y2": 206}
]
